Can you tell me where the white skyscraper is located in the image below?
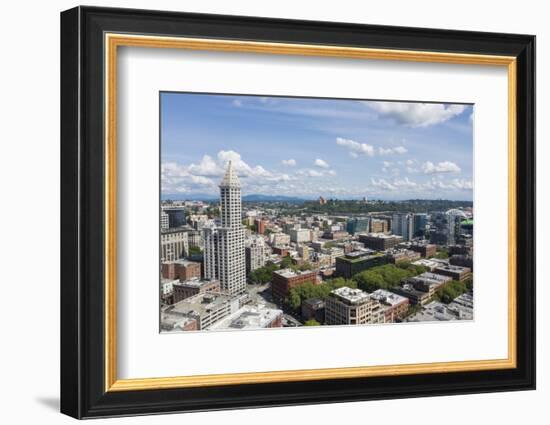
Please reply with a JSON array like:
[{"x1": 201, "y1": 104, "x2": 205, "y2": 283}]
[{"x1": 203, "y1": 162, "x2": 247, "y2": 295}]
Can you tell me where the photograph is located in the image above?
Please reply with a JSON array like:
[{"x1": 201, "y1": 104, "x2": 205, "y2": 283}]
[{"x1": 159, "y1": 93, "x2": 475, "y2": 333}]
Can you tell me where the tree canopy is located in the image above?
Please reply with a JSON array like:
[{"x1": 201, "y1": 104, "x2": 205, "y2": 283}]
[
  {"x1": 353, "y1": 263, "x2": 427, "y2": 293},
  {"x1": 434, "y1": 278, "x2": 472, "y2": 304}
]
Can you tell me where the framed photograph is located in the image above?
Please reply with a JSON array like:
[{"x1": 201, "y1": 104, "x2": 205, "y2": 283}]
[{"x1": 60, "y1": 6, "x2": 535, "y2": 419}]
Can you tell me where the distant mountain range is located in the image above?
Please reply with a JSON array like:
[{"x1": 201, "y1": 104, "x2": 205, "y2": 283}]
[{"x1": 161, "y1": 193, "x2": 310, "y2": 202}]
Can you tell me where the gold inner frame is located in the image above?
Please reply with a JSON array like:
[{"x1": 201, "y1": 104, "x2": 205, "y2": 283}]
[{"x1": 104, "y1": 33, "x2": 517, "y2": 392}]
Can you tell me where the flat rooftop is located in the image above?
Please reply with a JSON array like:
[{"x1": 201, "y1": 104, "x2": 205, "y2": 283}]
[
  {"x1": 406, "y1": 299, "x2": 473, "y2": 322},
  {"x1": 174, "y1": 278, "x2": 218, "y2": 288},
  {"x1": 274, "y1": 268, "x2": 316, "y2": 279},
  {"x1": 209, "y1": 305, "x2": 283, "y2": 330},
  {"x1": 361, "y1": 233, "x2": 402, "y2": 239},
  {"x1": 410, "y1": 272, "x2": 452, "y2": 285},
  {"x1": 330, "y1": 286, "x2": 371, "y2": 304},
  {"x1": 435, "y1": 264, "x2": 471, "y2": 273},
  {"x1": 163, "y1": 259, "x2": 199, "y2": 266},
  {"x1": 168, "y1": 292, "x2": 237, "y2": 317},
  {"x1": 370, "y1": 289, "x2": 408, "y2": 306}
]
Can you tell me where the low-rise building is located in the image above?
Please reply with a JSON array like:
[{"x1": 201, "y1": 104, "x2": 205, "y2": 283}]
[
  {"x1": 289, "y1": 228, "x2": 311, "y2": 243},
  {"x1": 269, "y1": 232, "x2": 290, "y2": 246},
  {"x1": 449, "y1": 255, "x2": 474, "y2": 270},
  {"x1": 411, "y1": 258, "x2": 442, "y2": 271},
  {"x1": 433, "y1": 264, "x2": 472, "y2": 281},
  {"x1": 172, "y1": 278, "x2": 221, "y2": 303},
  {"x1": 335, "y1": 251, "x2": 388, "y2": 279},
  {"x1": 271, "y1": 268, "x2": 318, "y2": 301},
  {"x1": 385, "y1": 249, "x2": 421, "y2": 264},
  {"x1": 325, "y1": 287, "x2": 384, "y2": 325},
  {"x1": 404, "y1": 272, "x2": 452, "y2": 297},
  {"x1": 160, "y1": 278, "x2": 178, "y2": 305},
  {"x1": 160, "y1": 315, "x2": 198, "y2": 332},
  {"x1": 164, "y1": 292, "x2": 240, "y2": 330},
  {"x1": 409, "y1": 241, "x2": 437, "y2": 258},
  {"x1": 161, "y1": 259, "x2": 201, "y2": 281},
  {"x1": 369, "y1": 289, "x2": 409, "y2": 322},
  {"x1": 323, "y1": 230, "x2": 349, "y2": 240},
  {"x1": 209, "y1": 305, "x2": 283, "y2": 330},
  {"x1": 301, "y1": 298, "x2": 325, "y2": 323},
  {"x1": 393, "y1": 284, "x2": 432, "y2": 306},
  {"x1": 359, "y1": 233, "x2": 403, "y2": 250},
  {"x1": 405, "y1": 297, "x2": 473, "y2": 322}
]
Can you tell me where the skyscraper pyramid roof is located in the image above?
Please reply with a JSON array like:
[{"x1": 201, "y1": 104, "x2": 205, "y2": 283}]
[{"x1": 220, "y1": 160, "x2": 241, "y2": 188}]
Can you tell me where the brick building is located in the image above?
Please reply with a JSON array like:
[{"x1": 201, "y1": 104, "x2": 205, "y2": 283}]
[
  {"x1": 271, "y1": 268, "x2": 318, "y2": 301},
  {"x1": 172, "y1": 278, "x2": 221, "y2": 303},
  {"x1": 161, "y1": 259, "x2": 201, "y2": 281}
]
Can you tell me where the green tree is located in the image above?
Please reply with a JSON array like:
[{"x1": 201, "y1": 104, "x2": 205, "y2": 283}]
[
  {"x1": 188, "y1": 246, "x2": 202, "y2": 256},
  {"x1": 352, "y1": 263, "x2": 427, "y2": 293},
  {"x1": 434, "y1": 279, "x2": 469, "y2": 304},
  {"x1": 248, "y1": 262, "x2": 278, "y2": 284},
  {"x1": 434, "y1": 248, "x2": 449, "y2": 259},
  {"x1": 304, "y1": 319, "x2": 320, "y2": 326},
  {"x1": 280, "y1": 255, "x2": 293, "y2": 269}
]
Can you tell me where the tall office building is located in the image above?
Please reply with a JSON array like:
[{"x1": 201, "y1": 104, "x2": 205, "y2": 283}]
[
  {"x1": 203, "y1": 162, "x2": 247, "y2": 295},
  {"x1": 413, "y1": 213, "x2": 428, "y2": 237},
  {"x1": 430, "y1": 211, "x2": 462, "y2": 246},
  {"x1": 346, "y1": 217, "x2": 370, "y2": 235},
  {"x1": 162, "y1": 206, "x2": 186, "y2": 228},
  {"x1": 391, "y1": 213, "x2": 414, "y2": 241}
]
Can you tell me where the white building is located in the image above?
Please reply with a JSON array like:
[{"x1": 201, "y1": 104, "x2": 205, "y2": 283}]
[
  {"x1": 203, "y1": 162, "x2": 247, "y2": 295},
  {"x1": 245, "y1": 235, "x2": 268, "y2": 273},
  {"x1": 269, "y1": 232, "x2": 290, "y2": 246},
  {"x1": 160, "y1": 228, "x2": 189, "y2": 261},
  {"x1": 391, "y1": 213, "x2": 414, "y2": 241},
  {"x1": 289, "y1": 228, "x2": 311, "y2": 243},
  {"x1": 209, "y1": 304, "x2": 283, "y2": 330},
  {"x1": 160, "y1": 210, "x2": 169, "y2": 231}
]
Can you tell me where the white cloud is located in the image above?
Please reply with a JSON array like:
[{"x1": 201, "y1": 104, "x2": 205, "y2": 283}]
[
  {"x1": 336, "y1": 137, "x2": 375, "y2": 157},
  {"x1": 232, "y1": 99, "x2": 243, "y2": 107},
  {"x1": 187, "y1": 155, "x2": 222, "y2": 177},
  {"x1": 433, "y1": 178, "x2": 473, "y2": 190},
  {"x1": 314, "y1": 158, "x2": 329, "y2": 168},
  {"x1": 393, "y1": 177, "x2": 417, "y2": 188},
  {"x1": 370, "y1": 178, "x2": 397, "y2": 191},
  {"x1": 281, "y1": 159, "x2": 297, "y2": 166},
  {"x1": 421, "y1": 160, "x2": 461, "y2": 174},
  {"x1": 367, "y1": 102, "x2": 467, "y2": 127},
  {"x1": 297, "y1": 169, "x2": 324, "y2": 177},
  {"x1": 378, "y1": 146, "x2": 408, "y2": 155}
]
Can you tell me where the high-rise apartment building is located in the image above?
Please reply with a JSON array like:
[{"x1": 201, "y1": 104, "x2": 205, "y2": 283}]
[
  {"x1": 346, "y1": 217, "x2": 370, "y2": 235},
  {"x1": 413, "y1": 213, "x2": 428, "y2": 237},
  {"x1": 245, "y1": 235, "x2": 267, "y2": 273},
  {"x1": 391, "y1": 213, "x2": 414, "y2": 241},
  {"x1": 160, "y1": 210, "x2": 169, "y2": 231},
  {"x1": 203, "y1": 162, "x2": 247, "y2": 295},
  {"x1": 160, "y1": 228, "x2": 189, "y2": 261}
]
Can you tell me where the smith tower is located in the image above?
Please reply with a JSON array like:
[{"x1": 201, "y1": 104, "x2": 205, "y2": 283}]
[{"x1": 203, "y1": 161, "x2": 247, "y2": 295}]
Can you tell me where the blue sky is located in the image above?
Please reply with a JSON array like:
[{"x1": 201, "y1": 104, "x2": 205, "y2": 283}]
[{"x1": 161, "y1": 92, "x2": 473, "y2": 200}]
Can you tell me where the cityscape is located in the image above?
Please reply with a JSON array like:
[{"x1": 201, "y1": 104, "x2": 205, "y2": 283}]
[{"x1": 159, "y1": 93, "x2": 474, "y2": 333}]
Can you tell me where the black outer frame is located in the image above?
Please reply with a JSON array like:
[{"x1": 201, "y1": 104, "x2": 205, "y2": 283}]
[{"x1": 60, "y1": 5, "x2": 536, "y2": 419}]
